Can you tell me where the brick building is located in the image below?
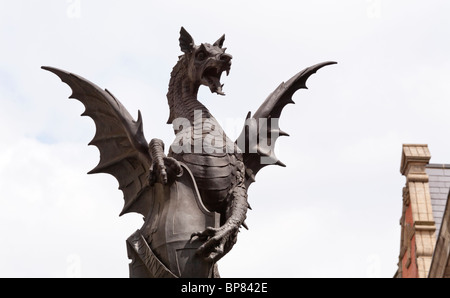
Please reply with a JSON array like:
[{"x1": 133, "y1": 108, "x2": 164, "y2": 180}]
[{"x1": 395, "y1": 144, "x2": 450, "y2": 278}]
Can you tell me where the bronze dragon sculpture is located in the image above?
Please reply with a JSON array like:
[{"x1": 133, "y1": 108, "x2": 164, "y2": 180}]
[{"x1": 42, "y1": 27, "x2": 335, "y2": 277}]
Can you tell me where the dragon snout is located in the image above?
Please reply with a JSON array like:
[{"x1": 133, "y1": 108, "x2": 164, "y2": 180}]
[{"x1": 220, "y1": 53, "x2": 232, "y2": 63}]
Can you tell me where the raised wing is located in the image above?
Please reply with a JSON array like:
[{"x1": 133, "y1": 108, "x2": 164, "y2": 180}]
[
  {"x1": 236, "y1": 61, "x2": 336, "y2": 188},
  {"x1": 42, "y1": 66, "x2": 152, "y2": 217}
]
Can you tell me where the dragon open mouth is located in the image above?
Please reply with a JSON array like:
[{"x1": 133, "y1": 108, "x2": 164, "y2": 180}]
[{"x1": 202, "y1": 66, "x2": 230, "y2": 96}]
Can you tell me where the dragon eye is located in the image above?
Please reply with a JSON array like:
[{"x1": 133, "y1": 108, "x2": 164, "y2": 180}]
[{"x1": 196, "y1": 51, "x2": 207, "y2": 61}]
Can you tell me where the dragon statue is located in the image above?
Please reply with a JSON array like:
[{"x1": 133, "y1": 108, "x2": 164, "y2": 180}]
[{"x1": 42, "y1": 27, "x2": 335, "y2": 278}]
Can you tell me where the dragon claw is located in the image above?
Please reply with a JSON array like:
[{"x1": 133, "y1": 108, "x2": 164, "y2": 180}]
[
  {"x1": 191, "y1": 227, "x2": 215, "y2": 241},
  {"x1": 149, "y1": 156, "x2": 183, "y2": 186},
  {"x1": 191, "y1": 226, "x2": 238, "y2": 262}
]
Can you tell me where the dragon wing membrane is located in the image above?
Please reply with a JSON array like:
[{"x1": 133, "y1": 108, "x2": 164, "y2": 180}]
[
  {"x1": 42, "y1": 66, "x2": 152, "y2": 217},
  {"x1": 236, "y1": 61, "x2": 337, "y2": 188}
]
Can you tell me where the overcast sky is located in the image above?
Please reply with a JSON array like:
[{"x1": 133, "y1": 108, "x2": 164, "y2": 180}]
[{"x1": 1, "y1": 0, "x2": 450, "y2": 278}]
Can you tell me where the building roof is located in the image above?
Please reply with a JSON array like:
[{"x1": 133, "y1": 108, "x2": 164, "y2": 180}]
[
  {"x1": 426, "y1": 164, "x2": 450, "y2": 236},
  {"x1": 428, "y1": 190, "x2": 450, "y2": 278}
]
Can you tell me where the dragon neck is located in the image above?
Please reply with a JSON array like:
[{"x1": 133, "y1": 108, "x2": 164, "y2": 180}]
[{"x1": 166, "y1": 57, "x2": 211, "y2": 124}]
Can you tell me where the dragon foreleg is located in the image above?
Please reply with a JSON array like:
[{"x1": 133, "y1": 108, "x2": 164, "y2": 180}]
[
  {"x1": 191, "y1": 160, "x2": 249, "y2": 262},
  {"x1": 148, "y1": 138, "x2": 182, "y2": 186}
]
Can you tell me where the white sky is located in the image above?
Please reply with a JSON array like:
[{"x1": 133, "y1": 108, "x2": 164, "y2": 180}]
[{"x1": 1, "y1": 0, "x2": 450, "y2": 278}]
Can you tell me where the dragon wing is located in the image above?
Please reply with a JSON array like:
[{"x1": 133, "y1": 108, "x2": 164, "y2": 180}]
[
  {"x1": 236, "y1": 61, "x2": 337, "y2": 188},
  {"x1": 42, "y1": 66, "x2": 152, "y2": 217}
]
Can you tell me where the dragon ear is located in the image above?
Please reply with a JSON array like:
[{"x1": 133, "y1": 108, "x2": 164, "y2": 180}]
[
  {"x1": 213, "y1": 34, "x2": 225, "y2": 48},
  {"x1": 179, "y1": 27, "x2": 195, "y2": 54}
]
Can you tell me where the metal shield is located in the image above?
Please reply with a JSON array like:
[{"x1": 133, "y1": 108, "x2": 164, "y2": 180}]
[{"x1": 127, "y1": 163, "x2": 220, "y2": 278}]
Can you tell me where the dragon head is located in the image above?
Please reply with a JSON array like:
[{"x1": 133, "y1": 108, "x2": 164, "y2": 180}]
[{"x1": 179, "y1": 27, "x2": 232, "y2": 96}]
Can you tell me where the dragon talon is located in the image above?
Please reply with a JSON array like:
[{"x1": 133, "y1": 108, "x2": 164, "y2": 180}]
[{"x1": 190, "y1": 232, "x2": 200, "y2": 241}]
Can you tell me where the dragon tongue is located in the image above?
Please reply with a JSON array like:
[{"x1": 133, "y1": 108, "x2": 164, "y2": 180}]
[
  {"x1": 216, "y1": 85, "x2": 225, "y2": 96},
  {"x1": 207, "y1": 75, "x2": 225, "y2": 95}
]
